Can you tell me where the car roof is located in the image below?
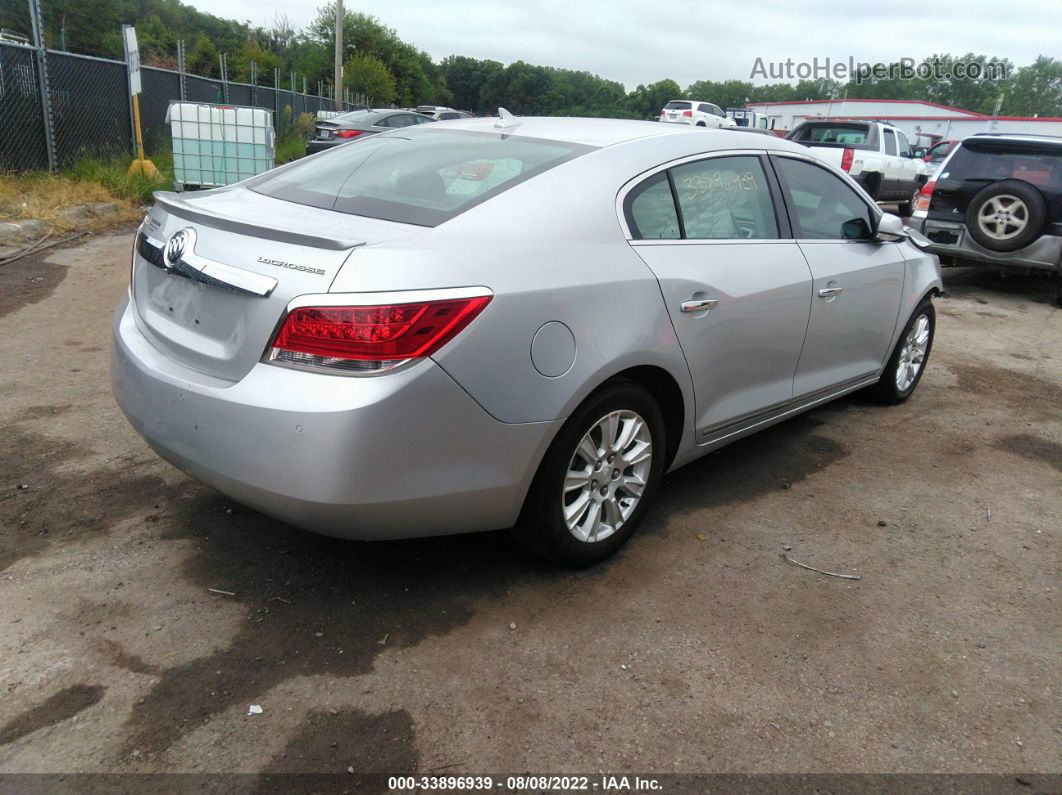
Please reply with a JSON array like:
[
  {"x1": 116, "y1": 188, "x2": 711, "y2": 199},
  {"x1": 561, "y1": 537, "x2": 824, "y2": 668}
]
[
  {"x1": 966, "y1": 132, "x2": 1062, "y2": 144},
  {"x1": 420, "y1": 116, "x2": 726, "y2": 147}
]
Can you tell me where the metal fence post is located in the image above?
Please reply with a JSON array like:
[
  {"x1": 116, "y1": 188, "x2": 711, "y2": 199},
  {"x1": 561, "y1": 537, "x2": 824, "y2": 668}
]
[
  {"x1": 274, "y1": 67, "x2": 280, "y2": 134},
  {"x1": 27, "y1": 0, "x2": 56, "y2": 172},
  {"x1": 251, "y1": 60, "x2": 257, "y2": 106},
  {"x1": 220, "y1": 53, "x2": 228, "y2": 103},
  {"x1": 177, "y1": 39, "x2": 186, "y2": 101}
]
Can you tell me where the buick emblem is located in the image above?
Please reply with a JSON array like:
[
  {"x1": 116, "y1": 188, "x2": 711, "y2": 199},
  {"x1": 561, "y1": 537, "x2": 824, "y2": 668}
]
[{"x1": 165, "y1": 228, "x2": 195, "y2": 268}]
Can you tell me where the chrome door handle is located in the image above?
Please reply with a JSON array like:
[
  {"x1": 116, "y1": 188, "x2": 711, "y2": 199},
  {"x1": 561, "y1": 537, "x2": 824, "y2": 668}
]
[
  {"x1": 680, "y1": 298, "x2": 718, "y2": 313},
  {"x1": 818, "y1": 287, "x2": 844, "y2": 298}
]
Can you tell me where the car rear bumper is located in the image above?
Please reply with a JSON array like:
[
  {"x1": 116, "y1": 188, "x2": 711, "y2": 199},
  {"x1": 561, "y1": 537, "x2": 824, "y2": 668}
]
[
  {"x1": 306, "y1": 139, "x2": 344, "y2": 155},
  {"x1": 111, "y1": 296, "x2": 560, "y2": 539},
  {"x1": 913, "y1": 218, "x2": 1062, "y2": 271}
]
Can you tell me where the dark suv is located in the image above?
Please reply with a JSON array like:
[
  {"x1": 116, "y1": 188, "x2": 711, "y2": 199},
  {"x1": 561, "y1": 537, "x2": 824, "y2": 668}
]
[{"x1": 913, "y1": 134, "x2": 1062, "y2": 303}]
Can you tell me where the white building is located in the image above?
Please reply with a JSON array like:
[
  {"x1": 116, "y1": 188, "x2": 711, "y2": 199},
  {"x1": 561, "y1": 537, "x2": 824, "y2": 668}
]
[{"x1": 745, "y1": 98, "x2": 1062, "y2": 146}]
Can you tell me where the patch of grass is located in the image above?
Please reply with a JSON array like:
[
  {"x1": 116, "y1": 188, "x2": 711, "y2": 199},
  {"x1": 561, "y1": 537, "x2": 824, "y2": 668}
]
[
  {"x1": 275, "y1": 133, "x2": 307, "y2": 164},
  {"x1": 67, "y1": 149, "x2": 175, "y2": 206},
  {"x1": 0, "y1": 150, "x2": 175, "y2": 233},
  {"x1": 274, "y1": 112, "x2": 316, "y2": 164}
]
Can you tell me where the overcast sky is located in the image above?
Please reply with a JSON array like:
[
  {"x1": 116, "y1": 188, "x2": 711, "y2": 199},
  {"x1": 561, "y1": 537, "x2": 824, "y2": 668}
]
[{"x1": 184, "y1": 0, "x2": 1061, "y2": 89}]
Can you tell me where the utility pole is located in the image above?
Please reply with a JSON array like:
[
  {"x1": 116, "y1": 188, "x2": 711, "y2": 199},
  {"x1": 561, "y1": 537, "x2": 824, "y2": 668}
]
[{"x1": 334, "y1": 0, "x2": 343, "y2": 111}]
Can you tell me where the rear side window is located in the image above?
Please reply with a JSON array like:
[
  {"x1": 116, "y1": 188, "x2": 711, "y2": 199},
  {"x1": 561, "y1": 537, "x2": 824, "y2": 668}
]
[
  {"x1": 883, "y1": 129, "x2": 897, "y2": 156},
  {"x1": 250, "y1": 129, "x2": 594, "y2": 227},
  {"x1": 944, "y1": 143, "x2": 1062, "y2": 187},
  {"x1": 774, "y1": 157, "x2": 874, "y2": 240},
  {"x1": 625, "y1": 156, "x2": 778, "y2": 241},
  {"x1": 671, "y1": 156, "x2": 778, "y2": 239},
  {"x1": 793, "y1": 123, "x2": 869, "y2": 145},
  {"x1": 626, "y1": 173, "x2": 680, "y2": 239},
  {"x1": 664, "y1": 101, "x2": 692, "y2": 111}
]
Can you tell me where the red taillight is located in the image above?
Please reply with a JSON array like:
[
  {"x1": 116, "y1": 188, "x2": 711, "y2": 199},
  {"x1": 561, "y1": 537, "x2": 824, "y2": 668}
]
[
  {"x1": 268, "y1": 295, "x2": 492, "y2": 373},
  {"x1": 840, "y1": 147, "x2": 854, "y2": 172},
  {"x1": 915, "y1": 179, "x2": 936, "y2": 213},
  {"x1": 335, "y1": 129, "x2": 363, "y2": 139},
  {"x1": 682, "y1": 110, "x2": 692, "y2": 117}
]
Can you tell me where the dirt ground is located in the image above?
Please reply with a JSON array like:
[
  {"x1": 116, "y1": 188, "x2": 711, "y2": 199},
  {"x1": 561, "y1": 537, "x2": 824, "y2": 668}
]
[{"x1": 0, "y1": 230, "x2": 1059, "y2": 780}]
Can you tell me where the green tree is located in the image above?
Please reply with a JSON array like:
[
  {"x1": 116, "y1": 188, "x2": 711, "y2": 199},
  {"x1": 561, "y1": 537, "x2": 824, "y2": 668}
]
[
  {"x1": 624, "y1": 79, "x2": 683, "y2": 119},
  {"x1": 186, "y1": 32, "x2": 219, "y2": 77},
  {"x1": 1002, "y1": 56, "x2": 1062, "y2": 116},
  {"x1": 344, "y1": 52, "x2": 397, "y2": 105}
]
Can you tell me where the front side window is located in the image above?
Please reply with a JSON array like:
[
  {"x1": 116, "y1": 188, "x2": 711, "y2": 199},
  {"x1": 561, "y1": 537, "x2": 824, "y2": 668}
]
[
  {"x1": 671, "y1": 156, "x2": 778, "y2": 239},
  {"x1": 883, "y1": 129, "x2": 898, "y2": 156},
  {"x1": 774, "y1": 157, "x2": 874, "y2": 240},
  {"x1": 895, "y1": 131, "x2": 911, "y2": 157},
  {"x1": 250, "y1": 129, "x2": 594, "y2": 227}
]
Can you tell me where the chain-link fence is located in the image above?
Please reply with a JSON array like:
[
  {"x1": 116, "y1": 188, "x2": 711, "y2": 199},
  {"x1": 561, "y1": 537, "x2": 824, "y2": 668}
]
[
  {"x1": 0, "y1": 42, "x2": 48, "y2": 172},
  {"x1": 0, "y1": 39, "x2": 355, "y2": 173}
]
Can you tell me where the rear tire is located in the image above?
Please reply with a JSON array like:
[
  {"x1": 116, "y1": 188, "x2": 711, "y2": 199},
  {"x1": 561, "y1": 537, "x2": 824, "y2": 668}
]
[
  {"x1": 513, "y1": 380, "x2": 665, "y2": 567},
  {"x1": 965, "y1": 180, "x2": 1047, "y2": 252},
  {"x1": 860, "y1": 173, "x2": 881, "y2": 201},
  {"x1": 696, "y1": 121, "x2": 707, "y2": 127},
  {"x1": 896, "y1": 185, "x2": 920, "y2": 217},
  {"x1": 870, "y1": 300, "x2": 935, "y2": 404}
]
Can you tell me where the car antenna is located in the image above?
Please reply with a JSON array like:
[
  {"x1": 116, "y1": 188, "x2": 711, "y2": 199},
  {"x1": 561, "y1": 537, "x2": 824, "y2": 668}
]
[{"x1": 494, "y1": 107, "x2": 521, "y2": 130}]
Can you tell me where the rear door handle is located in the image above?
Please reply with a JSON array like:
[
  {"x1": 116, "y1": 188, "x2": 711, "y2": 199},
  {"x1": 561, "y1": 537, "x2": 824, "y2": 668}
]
[
  {"x1": 818, "y1": 286, "x2": 844, "y2": 298},
  {"x1": 680, "y1": 298, "x2": 718, "y2": 313}
]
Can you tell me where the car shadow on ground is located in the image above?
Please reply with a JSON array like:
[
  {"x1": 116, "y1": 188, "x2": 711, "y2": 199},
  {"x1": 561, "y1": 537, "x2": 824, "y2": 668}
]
[
  {"x1": 106, "y1": 402, "x2": 857, "y2": 764},
  {"x1": 941, "y1": 265, "x2": 1059, "y2": 306}
]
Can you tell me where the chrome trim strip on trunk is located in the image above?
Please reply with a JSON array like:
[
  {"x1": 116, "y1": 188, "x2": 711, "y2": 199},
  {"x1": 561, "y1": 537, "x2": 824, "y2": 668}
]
[{"x1": 136, "y1": 230, "x2": 278, "y2": 298}]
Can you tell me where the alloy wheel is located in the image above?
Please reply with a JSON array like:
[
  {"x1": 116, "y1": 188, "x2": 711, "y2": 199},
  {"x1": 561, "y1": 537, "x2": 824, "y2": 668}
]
[
  {"x1": 562, "y1": 410, "x2": 652, "y2": 543},
  {"x1": 896, "y1": 313, "x2": 931, "y2": 392},
  {"x1": 977, "y1": 195, "x2": 1029, "y2": 241}
]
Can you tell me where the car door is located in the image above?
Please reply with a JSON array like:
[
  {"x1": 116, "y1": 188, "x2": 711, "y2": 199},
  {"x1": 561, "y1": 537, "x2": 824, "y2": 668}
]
[
  {"x1": 881, "y1": 128, "x2": 903, "y2": 195},
  {"x1": 894, "y1": 130, "x2": 920, "y2": 192},
  {"x1": 771, "y1": 154, "x2": 905, "y2": 398},
  {"x1": 623, "y1": 152, "x2": 814, "y2": 438}
]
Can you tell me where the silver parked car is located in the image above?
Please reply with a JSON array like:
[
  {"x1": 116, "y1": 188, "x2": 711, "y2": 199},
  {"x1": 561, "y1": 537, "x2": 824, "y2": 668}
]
[{"x1": 112, "y1": 117, "x2": 942, "y2": 566}]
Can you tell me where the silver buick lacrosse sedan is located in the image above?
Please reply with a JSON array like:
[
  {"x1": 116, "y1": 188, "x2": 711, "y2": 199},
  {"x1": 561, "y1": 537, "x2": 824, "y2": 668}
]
[{"x1": 112, "y1": 115, "x2": 941, "y2": 565}]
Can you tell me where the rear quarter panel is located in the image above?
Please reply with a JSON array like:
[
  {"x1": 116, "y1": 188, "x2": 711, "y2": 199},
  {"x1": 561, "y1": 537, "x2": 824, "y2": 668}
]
[{"x1": 326, "y1": 142, "x2": 698, "y2": 432}]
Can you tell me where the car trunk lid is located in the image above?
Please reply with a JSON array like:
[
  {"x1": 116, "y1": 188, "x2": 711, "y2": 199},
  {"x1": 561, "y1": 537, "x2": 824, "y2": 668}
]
[{"x1": 131, "y1": 187, "x2": 423, "y2": 382}]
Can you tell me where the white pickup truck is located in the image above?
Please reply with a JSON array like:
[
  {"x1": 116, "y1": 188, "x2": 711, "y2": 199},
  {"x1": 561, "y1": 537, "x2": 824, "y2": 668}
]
[{"x1": 785, "y1": 120, "x2": 928, "y2": 216}]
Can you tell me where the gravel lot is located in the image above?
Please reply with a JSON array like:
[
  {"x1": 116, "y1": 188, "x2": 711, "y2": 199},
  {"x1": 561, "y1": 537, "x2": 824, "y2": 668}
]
[{"x1": 0, "y1": 230, "x2": 1059, "y2": 778}]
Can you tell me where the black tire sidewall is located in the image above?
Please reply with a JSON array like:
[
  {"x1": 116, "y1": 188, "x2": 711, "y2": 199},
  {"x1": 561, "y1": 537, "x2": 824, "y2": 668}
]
[
  {"x1": 876, "y1": 301, "x2": 936, "y2": 403},
  {"x1": 861, "y1": 173, "x2": 881, "y2": 201},
  {"x1": 965, "y1": 180, "x2": 1047, "y2": 253},
  {"x1": 517, "y1": 380, "x2": 666, "y2": 566}
]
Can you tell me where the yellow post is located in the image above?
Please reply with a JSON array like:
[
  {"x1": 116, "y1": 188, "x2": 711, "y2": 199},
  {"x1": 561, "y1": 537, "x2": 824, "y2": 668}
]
[{"x1": 128, "y1": 92, "x2": 160, "y2": 179}]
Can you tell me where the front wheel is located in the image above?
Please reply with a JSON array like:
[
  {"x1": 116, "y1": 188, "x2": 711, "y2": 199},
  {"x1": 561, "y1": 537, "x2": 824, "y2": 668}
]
[
  {"x1": 514, "y1": 380, "x2": 665, "y2": 567},
  {"x1": 870, "y1": 300, "x2": 935, "y2": 404},
  {"x1": 896, "y1": 185, "x2": 920, "y2": 217}
]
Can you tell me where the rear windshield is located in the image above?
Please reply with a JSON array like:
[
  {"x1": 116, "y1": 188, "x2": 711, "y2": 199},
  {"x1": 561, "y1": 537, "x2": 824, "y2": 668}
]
[
  {"x1": 248, "y1": 129, "x2": 594, "y2": 227},
  {"x1": 330, "y1": 109, "x2": 380, "y2": 123},
  {"x1": 944, "y1": 142, "x2": 1062, "y2": 188},
  {"x1": 664, "y1": 101, "x2": 692, "y2": 110},
  {"x1": 792, "y1": 123, "x2": 869, "y2": 145}
]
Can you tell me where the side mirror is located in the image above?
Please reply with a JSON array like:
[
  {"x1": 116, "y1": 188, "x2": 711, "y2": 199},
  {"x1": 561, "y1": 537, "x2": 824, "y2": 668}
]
[
  {"x1": 875, "y1": 213, "x2": 906, "y2": 241},
  {"x1": 842, "y1": 217, "x2": 873, "y2": 240},
  {"x1": 910, "y1": 147, "x2": 927, "y2": 159}
]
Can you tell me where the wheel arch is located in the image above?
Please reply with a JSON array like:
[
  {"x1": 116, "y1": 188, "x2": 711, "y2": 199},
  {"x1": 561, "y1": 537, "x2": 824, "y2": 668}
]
[{"x1": 607, "y1": 364, "x2": 686, "y2": 470}]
